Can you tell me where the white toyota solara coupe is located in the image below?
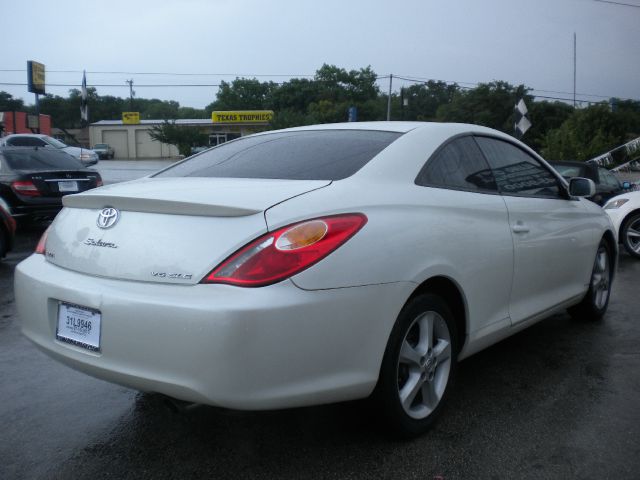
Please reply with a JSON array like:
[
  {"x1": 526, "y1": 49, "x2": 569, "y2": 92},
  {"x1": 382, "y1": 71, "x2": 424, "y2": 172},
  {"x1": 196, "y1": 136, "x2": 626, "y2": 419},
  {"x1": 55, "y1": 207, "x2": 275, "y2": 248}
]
[{"x1": 15, "y1": 122, "x2": 616, "y2": 436}]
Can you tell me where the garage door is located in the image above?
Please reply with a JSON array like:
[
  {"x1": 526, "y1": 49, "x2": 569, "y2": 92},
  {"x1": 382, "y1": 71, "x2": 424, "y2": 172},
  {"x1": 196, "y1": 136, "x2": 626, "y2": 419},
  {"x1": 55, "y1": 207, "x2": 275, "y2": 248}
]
[
  {"x1": 102, "y1": 130, "x2": 128, "y2": 159},
  {"x1": 135, "y1": 129, "x2": 162, "y2": 159}
]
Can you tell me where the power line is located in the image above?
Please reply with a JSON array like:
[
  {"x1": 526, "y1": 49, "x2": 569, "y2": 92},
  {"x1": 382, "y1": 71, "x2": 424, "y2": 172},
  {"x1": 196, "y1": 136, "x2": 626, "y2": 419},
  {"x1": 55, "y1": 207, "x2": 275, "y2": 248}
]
[
  {"x1": 0, "y1": 82, "x2": 222, "y2": 88},
  {"x1": 0, "y1": 68, "x2": 316, "y2": 77},
  {"x1": 593, "y1": 0, "x2": 640, "y2": 8},
  {"x1": 391, "y1": 75, "x2": 639, "y2": 102}
]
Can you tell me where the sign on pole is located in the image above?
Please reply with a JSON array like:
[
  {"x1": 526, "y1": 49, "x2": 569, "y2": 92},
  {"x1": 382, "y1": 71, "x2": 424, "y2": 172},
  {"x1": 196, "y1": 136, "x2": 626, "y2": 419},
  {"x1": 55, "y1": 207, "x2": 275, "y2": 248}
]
[
  {"x1": 514, "y1": 99, "x2": 531, "y2": 138},
  {"x1": 122, "y1": 112, "x2": 140, "y2": 124},
  {"x1": 27, "y1": 61, "x2": 46, "y2": 95}
]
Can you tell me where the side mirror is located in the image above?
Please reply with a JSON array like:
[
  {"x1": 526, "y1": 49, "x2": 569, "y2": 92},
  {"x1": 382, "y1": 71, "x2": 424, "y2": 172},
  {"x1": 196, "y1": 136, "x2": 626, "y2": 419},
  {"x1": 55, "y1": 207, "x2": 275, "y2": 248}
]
[
  {"x1": 569, "y1": 177, "x2": 596, "y2": 197},
  {"x1": 623, "y1": 181, "x2": 631, "y2": 189}
]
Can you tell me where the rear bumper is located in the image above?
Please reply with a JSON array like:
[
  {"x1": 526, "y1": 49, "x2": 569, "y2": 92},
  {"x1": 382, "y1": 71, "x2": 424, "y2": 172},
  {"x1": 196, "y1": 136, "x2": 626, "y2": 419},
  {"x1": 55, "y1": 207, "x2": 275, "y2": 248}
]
[
  {"x1": 11, "y1": 204, "x2": 61, "y2": 224},
  {"x1": 15, "y1": 254, "x2": 412, "y2": 410}
]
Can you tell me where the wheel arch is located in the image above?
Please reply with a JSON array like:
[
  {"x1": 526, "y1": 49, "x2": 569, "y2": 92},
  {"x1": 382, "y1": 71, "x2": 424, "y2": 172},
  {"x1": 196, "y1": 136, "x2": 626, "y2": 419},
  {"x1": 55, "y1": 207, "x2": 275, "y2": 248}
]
[
  {"x1": 602, "y1": 228, "x2": 618, "y2": 277},
  {"x1": 408, "y1": 276, "x2": 468, "y2": 354},
  {"x1": 618, "y1": 208, "x2": 640, "y2": 242}
]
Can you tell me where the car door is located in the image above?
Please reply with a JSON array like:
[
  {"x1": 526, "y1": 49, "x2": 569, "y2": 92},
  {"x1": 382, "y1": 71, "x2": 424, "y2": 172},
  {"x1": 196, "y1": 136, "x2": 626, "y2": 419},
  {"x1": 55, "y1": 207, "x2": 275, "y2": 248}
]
[
  {"x1": 415, "y1": 135, "x2": 514, "y2": 332},
  {"x1": 475, "y1": 136, "x2": 596, "y2": 325}
]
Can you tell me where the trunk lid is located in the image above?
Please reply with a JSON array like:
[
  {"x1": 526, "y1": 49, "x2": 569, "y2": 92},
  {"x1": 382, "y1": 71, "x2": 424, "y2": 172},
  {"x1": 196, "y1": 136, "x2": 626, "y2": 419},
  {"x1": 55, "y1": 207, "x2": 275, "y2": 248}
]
[
  {"x1": 14, "y1": 170, "x2": 101, "y2": 200},
  {"x1": 45, "y1": 177, "x2": 330, "y2": 284}
]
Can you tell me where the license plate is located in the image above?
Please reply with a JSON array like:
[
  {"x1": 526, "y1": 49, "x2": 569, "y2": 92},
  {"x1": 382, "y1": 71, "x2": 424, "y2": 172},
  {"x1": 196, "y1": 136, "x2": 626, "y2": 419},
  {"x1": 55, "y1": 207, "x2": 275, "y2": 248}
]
[
  {"x1": 56, "y1": 302, "x2": 101, "y2": 352},
  {"x1": 58, "y1": 181, "x2": 78, "y2": 192}
]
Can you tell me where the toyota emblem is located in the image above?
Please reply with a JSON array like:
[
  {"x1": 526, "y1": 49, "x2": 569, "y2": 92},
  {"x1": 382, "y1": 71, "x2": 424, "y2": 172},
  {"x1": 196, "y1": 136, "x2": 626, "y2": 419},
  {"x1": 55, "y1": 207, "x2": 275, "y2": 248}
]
[{"x1": 97, "y1": 207, "x2": 120, "y2": 229}]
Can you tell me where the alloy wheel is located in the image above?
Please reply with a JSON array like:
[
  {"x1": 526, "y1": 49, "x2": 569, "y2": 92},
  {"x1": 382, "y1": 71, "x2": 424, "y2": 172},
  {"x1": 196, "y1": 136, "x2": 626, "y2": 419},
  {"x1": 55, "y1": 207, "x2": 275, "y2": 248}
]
[
  {"x1": 396, "y1": 310, "x2": 452, "y2": 420},
  {"x1": 591, "y1": 246, "x2": 610, "y2": 310}
]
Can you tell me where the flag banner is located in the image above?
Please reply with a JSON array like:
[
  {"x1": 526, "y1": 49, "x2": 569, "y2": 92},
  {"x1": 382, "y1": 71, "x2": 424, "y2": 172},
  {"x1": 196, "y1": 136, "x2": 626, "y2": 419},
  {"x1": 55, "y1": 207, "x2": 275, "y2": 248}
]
[
  {"x1": 589, "y1": 153, "x2": 614, "y2": 167},
  {"x1": 80, "y1": 71, "x2": 88, "y2": 124},
  {"x1": 514, "y1": 98, "x2": 531, "y2": 138},
  {"x1": 625, "y1": 137, "x2": 640, "y2": 155}
]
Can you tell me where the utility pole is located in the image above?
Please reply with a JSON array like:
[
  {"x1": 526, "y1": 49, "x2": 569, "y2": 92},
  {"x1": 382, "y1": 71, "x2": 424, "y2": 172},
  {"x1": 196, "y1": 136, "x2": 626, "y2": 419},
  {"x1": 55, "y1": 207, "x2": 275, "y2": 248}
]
[
  {"x1": 386, "y1": 74, "x2": 393, "y2": 121},
  {"x1": 126, "y1": 79, "x2": 135, "y2": 110},
  {"x1": 573, "y1": 32, "x2": 577, "y2": 108}
]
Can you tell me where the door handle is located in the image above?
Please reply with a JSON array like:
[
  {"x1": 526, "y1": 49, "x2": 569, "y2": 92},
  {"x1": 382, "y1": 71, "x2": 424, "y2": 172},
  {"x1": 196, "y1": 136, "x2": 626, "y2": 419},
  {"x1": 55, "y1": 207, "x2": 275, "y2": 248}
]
[{"x1": 512, "y1": 223, "x2": 530, "y2": 234}]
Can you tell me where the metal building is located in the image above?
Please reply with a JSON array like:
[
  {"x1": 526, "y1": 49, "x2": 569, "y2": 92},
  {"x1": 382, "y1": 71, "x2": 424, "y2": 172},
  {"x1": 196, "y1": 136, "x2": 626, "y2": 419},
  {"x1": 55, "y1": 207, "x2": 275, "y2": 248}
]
[{"x1": 89, "y1": 116, "x2": 270, "y2": 159}]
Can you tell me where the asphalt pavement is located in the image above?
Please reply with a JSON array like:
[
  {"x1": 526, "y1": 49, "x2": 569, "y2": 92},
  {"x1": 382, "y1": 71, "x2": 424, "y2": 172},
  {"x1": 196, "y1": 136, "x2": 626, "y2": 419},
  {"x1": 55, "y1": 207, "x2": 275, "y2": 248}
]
[
  {"x1": 1, "y1": 162, "x2": 639, "y2": 479},
  {"x1": 90, "y1": 159, "x2": 178, "y2": 184}
]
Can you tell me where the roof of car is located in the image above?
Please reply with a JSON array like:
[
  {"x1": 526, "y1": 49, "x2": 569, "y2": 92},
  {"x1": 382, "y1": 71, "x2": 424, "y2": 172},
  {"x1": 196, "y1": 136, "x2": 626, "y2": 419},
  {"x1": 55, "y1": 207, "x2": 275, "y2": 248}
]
[
  {"x1": 256, "y1": 121, "x2": 512, "y2": 137},
  {"x1": 2, "y1": 134, "x2": 48, "y2": 138}
]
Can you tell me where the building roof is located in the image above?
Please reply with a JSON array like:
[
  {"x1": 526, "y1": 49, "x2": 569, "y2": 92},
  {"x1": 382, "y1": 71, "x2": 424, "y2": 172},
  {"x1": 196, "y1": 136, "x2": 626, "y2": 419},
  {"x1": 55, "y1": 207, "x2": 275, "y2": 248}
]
[{"x1": 91, "y1": 119, "x2": 214, "y2": 126}]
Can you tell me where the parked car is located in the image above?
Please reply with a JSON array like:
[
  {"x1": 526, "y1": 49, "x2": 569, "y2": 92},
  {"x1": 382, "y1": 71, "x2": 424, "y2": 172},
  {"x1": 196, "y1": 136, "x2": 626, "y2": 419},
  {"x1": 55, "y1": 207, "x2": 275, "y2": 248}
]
[
  {"x1": 550, "y1": 160, "x2": 630, "y2": 206},
  {"x1": 15, "y1": 122, "x2": 616, "y2": 436},
  {"x1": 0, "y1": 134, "x2": 99, "y2": 166},
  {"x1": 0, "y1": 201, "x2": 16, "y2": 260},
  {"x1": 0, "y1": 146, "x2": 102, "y2": 225},
  {"x1": 92, "y1": 143, "x2": 115, "y2": 160},
  {"x1": 604, "y1": 191, "x2": 640, "y2": 258}
]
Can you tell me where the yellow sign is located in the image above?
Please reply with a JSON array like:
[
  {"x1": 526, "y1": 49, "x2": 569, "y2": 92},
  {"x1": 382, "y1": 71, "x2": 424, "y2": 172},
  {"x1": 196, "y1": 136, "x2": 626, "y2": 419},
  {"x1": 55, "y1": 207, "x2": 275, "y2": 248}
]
[
  {"x1": 212, "y1": 110, "x2": 274, "y2": 124},
  {"x1": 27, "y1": 61, "x2": 46, "y2": 94},
  {"x1": 122, "y1": 112, "x2": 140, "y2": 124}
]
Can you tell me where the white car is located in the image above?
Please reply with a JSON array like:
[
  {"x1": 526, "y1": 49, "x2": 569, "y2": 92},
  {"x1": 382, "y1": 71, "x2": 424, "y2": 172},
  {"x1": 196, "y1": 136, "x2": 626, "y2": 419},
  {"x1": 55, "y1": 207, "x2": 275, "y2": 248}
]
[
  {"x1": 604, "y1": 190, "x2": 640, "y2": 258},
  {"x1": 0, "y1": 134, "x2": 99, "y2": 166},
  {"x1": 15, "y1": 122, "x2": 616, "y2": 436}
]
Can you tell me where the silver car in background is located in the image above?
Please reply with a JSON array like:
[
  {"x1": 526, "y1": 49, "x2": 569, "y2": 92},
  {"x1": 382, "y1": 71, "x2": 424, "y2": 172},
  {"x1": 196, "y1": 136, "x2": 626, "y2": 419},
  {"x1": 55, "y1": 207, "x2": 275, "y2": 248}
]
[{"x1": 0, "y1": 134, "x2": 99, "y2": 166}]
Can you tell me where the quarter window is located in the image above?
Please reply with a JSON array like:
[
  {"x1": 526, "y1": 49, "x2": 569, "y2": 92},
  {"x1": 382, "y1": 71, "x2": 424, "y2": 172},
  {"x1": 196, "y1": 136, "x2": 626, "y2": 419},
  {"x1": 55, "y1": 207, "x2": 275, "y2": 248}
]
[
  {"x1": 416, "y1": 136, "x2": 498, "y2": 192},
  {"x1": 598, "y1": 168, "x2": 621, "y2": 189},
  {"x1": 475, "y1": 137, "x2": 562, "y2": 198}
]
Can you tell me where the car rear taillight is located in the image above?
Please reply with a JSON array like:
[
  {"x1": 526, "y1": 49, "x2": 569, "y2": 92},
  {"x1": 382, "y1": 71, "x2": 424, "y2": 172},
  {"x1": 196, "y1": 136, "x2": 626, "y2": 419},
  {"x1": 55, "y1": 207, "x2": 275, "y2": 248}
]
[
  {"x1": 11, "y1": 180, "x2": 41, "y2": 197},
  {"x1": 96, "y1": 178, "x2": 103, "y2": 187},
  {"x1": 203, "y1": 213, "x2": 368, "y2": 287},
  {"x1": 35, "y1": 226, "x2": 51, "y2": 255}
]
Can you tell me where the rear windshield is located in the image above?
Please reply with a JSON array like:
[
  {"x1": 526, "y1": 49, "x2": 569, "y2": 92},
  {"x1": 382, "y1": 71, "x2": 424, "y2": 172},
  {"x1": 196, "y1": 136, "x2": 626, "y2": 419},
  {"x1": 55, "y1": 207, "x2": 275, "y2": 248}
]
[
  {"x1": 153, "y1": 130, "x2": 402, "y2": 180},
  {"x1": 2, "y1": 148, "x2": 85, "y2": 170}
]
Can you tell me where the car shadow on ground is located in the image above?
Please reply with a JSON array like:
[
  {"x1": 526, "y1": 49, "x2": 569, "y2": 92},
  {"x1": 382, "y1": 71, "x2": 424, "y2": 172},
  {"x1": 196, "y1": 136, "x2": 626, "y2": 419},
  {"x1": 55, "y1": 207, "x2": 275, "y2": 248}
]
[{"x1": 47, "y1": 306, "x2": 627, "y2": 480}]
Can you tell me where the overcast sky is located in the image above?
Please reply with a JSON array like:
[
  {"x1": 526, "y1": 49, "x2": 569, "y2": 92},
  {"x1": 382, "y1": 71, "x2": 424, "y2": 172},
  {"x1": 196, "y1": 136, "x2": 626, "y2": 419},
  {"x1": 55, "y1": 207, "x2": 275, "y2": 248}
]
[{"x1": 2, "y1": 0, "x2": 639, "y2": 109}]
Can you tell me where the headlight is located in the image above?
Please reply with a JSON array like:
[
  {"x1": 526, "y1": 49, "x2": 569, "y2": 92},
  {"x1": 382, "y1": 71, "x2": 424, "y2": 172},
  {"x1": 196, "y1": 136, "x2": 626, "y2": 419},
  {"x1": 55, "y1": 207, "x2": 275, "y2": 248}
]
[{"x1": 604, "y1": 198, "x2": 629, "y2": 209}]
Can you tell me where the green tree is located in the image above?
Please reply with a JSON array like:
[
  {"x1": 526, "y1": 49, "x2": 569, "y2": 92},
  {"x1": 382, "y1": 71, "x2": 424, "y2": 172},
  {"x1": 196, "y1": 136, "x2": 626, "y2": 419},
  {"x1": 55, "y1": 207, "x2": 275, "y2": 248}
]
[
  {"x1": 542, "y1": 104, "x2": 630, "y2": 161},
  {"x1": 436, "y1": 81, "x2": 532, "y2": 132},
  {"x1": 525, "y1": 101, "x2": 575, "y2": 152},
  {"x1": 149, "y1": 121, "x2": 208, "y2": 156},
  {"x1": 206, "y1": 78, "x2": 276, "y2": 112},
  {"x1": 0, "y1": 91, "x2": 25, "y2": 111},
  {"x1": 400, "y1": 81, "x2": 460, "y2": 121}
]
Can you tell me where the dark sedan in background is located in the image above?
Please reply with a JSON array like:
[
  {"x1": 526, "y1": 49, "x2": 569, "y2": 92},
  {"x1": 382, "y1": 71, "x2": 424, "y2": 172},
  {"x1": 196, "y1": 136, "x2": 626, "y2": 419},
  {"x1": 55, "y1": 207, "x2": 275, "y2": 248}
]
[
  {"x1": 551, "y1": 160, "x2": 630, "y2": 206},
  {"x1": 0, "y1": 202, "x2": 16, "y2": 259},
  {"x1": 0, "y1": 147, "x2": 102, "y2": 225}
]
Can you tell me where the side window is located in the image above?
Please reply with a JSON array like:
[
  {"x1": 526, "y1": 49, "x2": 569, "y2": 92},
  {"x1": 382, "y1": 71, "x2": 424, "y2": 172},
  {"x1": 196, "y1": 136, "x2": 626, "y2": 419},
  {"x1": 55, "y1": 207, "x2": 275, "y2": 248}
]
[
  {"x1": 8, "y1": 137, "x2": 46, "y2": 147},
  {"x1": 475, "y1": 137, "x2": 562, "y2": 198},
  {"x1": 416, "y1": 136, "x2": 498, "y2": 192},
  {"x1": 599, "y1": 168, "x2": 621, "y2": 188}
]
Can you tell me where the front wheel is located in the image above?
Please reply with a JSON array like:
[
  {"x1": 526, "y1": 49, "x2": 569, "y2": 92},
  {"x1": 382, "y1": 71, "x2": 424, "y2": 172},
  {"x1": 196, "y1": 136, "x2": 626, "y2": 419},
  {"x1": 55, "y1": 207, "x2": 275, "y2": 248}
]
[
  {"x1": 374, "y1": 293, "x2": 458, "y2": 437},
  {"x1": 569, "y1": 240, "x2": 612, "y2": 321},
  {"x1": 621, "y1": 213, "x2": 640, "y2": 259}
]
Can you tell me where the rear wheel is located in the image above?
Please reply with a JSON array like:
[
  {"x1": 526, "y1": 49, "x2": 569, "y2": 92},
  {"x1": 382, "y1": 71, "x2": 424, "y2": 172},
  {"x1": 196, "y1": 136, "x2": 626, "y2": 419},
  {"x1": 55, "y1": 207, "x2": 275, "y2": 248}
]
[
  {"x1": 374, "y1": 294, "x2": 458, "y2": 437},
  {"x1": 0, "y1": 228, "x2": 6, "y2": 258},
  {"x1": 621, "y1": 213, "x2": 640, "y2": 259},
  {"x1": 569, "y1": 240, "x2": 612, "y2": 321}
]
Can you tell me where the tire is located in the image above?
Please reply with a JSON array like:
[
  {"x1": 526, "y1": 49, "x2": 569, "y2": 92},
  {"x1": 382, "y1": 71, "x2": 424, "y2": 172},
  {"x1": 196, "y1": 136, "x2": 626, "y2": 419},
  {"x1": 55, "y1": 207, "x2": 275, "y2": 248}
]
[
  {"x1": 621, "y1": 213, "x2": 640, "y2": 259},
  {"x1": 0, "y1": 229, "x2": 6, "y2": 259},
  {"x1": 569, "y1": 240, "x2": 612, "y2": 321},
  {"x1": 373, "y1": 293, "x2": 458, "y2": 437}
]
